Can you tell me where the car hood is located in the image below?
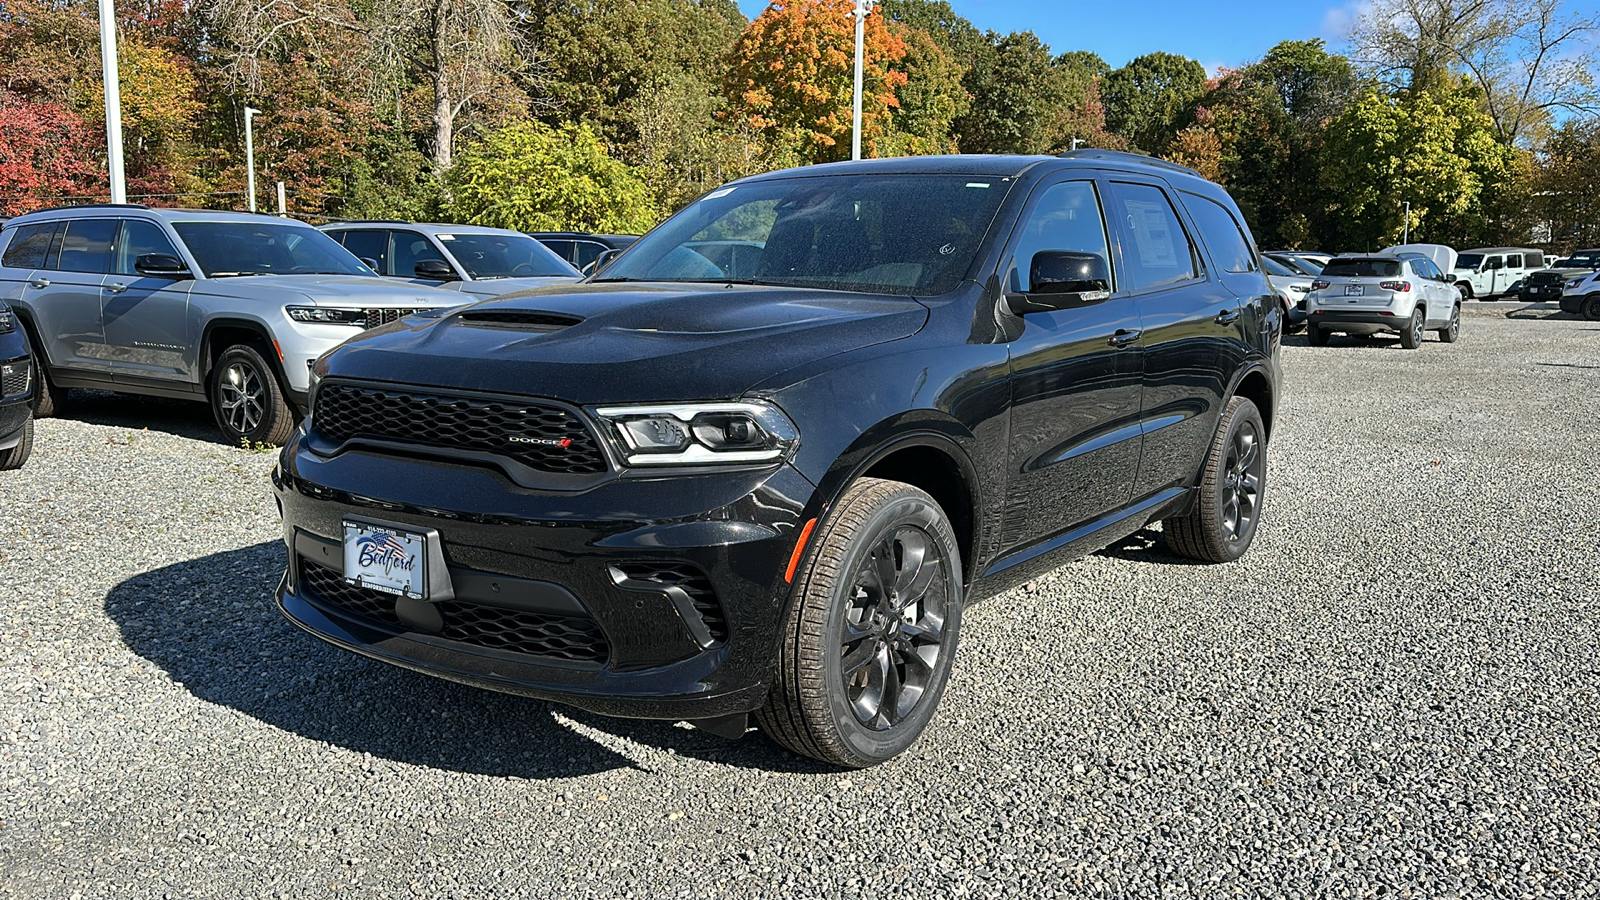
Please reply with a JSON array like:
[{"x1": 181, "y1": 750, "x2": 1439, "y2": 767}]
[
  {"x1": 1383, "y1": 243, "x2": 1457, "y2": 275},
  {"x1": 323, "y1": 282, "x2": 931, "y2": 405},
  {"x1": 450, "y1": 276, "x2": 581, "y2": 300},
  {"x1": 195, "y1": 274, "x2": 464, "y2": 306}
]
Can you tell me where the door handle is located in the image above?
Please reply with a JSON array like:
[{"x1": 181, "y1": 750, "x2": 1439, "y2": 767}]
[
  {"x1": 1215, "y1": 308, "x2": 1241, "y2": 325},
  {"x1": 105, "y1": 282, "x2": 129, "y2": 294},
  {"x1": 28, "y1": 278, "x2": 50, "y2": 289},
  {"x1": 1108, "y1": 328, "x2": 1142, "y2": 348}
]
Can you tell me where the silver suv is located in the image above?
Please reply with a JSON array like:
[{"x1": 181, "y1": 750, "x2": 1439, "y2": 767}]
[
  {"x1": 1303, "y1": 245, "x2": 1463, "y2": 349},
  {"x1": 0, "y1": 205, "x2": 466, "y2": 445},
  {"x1": 320, "y1": 222, "x2": 581, "y2": 299}
]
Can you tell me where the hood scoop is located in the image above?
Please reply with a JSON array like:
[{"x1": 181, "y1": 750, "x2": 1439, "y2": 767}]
[{"x1": 455, "y1": 310, "x2": 584, "y2": 333}]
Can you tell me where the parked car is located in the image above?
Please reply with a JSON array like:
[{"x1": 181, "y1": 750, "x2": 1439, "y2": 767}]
[
  {"x1": 1519, "y1": 263, "x2": 1591, "y2": 303},
  {"x1": 1561, "y1": 269, "x2": 1600, "y2": 319},
  {"x1": 1262, "y1": 255, "x2": 1312, "y2": 330},
  {"x1": 0, "y1": 299, "x2": 34, "y2": 469},
  {"x1": 1556, "y1": 248, "x2": 1600, "y2": 270},
  {"x1": 273, "y1": 151, "x2": 1281, "y2": 767},
  {"x1": 1451, "y1": 247, "x2": 1545, "y2": 299},
  {"x1": 1263, "y1": 251, "x2": 1328, "y2": 276},
  {"x1": 0, "y1": 205, "x2": 467, "y2": 446},
  {"x1": 1304, "y1": 245, "x2": 1461, "y2": 348},
  {"x1": 322, "y1": 223, "x2": 581, "y2": 299},
  {"x1": 528, "y1": 232, "x2": 639, "y2": 276}
]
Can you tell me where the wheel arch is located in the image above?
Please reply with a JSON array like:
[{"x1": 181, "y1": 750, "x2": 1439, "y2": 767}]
[
  {"x1": 1228, "y1": 364, "x2": 1276, "y2": 443},
  {"x1": 199, "y1": 317, "x2": 287, "y2": 386}
]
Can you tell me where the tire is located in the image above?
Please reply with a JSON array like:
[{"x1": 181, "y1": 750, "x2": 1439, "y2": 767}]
[
  {"x1": 1585, "y1": 294, "x2": 1600, "y2": 322},
  {"x1": 0, "y1": 416, "x2": 33, "y2": 470},
  {"x1": 17, "y1": 329, "x2": 67, "y2": 418},
  {"x1": 757, "y1": 477, "x2": 964, "y2": 768},
  {"x1": 1455, "y1": 283, "x2": 1473, "y2": 301},
  {"x1": 1306, "y1": 323, "x2": 1329, "y2": 346},
  {"x1": 1163, "y1": 396, "x2": 1266, "y2": 564},
  {"x1": 1437, "y1": 304, "x2": 1460, "y2": 343},
  {"x1": 1399, "y1": 307, "x2": 1425, "y2": 349},
  {"x1": 208, "y1": 344, "x2": 295, "y2": 447}
]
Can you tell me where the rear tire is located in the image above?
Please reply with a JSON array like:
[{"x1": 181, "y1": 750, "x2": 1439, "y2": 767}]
[
  {"x1": 1164, "y1": 396, "x2": 1266, "y2": 564},
  {"x1": 208, "y1": 344, "x2": 295, "y2": 447},
  {"x1": 1584, "y1": 294, "x2": 1600, "y2": 321},
  {"x1": 1399, "y1": 307, "x2": 1425, "y2": 349},
  {"x1": 0, "y1": 416, "x2": 33, "y2": 470},
  {"x1": 1306, "y1": 323, "x2": 1329, "y2": 346},
  {"x1": 757, "y1": 478, "x2": 964, "y2": 768},
  {"x1": 1437, "y1": 305, "x2": 1461, "y2": 343}
]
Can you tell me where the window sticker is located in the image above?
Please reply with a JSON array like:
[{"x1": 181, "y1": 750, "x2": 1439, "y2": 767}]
[{"x1": 1124, "y1": 200, "x2": 1179, "y2": 268}]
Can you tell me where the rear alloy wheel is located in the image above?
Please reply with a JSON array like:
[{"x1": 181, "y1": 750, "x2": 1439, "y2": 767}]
[
  {"x1": 1585, "y1": 294, "x2": 1600, "y2": 321},
  {"x1": 209, "y1": 344, "x2": 295, "y2": 447},
  {"x1": 1306, "y1": 323, "x2": 1329, "y2": 346},
  {"x1": 1399, "y1": 307, "x2": 1426, "y2": 349},
  {"x1": 0, "y1": 417, "x2": 33, "y2": 470},
  {"x1": 1164, "y1": 396, "x2": 1266, "y2": 563},
  {"x1": 758, "y1": 478, "x2": 963, "y2": 768},
  {"x1": 1438, "y1": 305, "x2": 1461, "y2": 343}
]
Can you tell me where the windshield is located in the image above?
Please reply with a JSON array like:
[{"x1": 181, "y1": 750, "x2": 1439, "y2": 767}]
[
  {"x1": 438, "y1": 232, "x2": 578, "y2": 280},
  {"x1": 1568, "y1": 252, "x2": 1600, "y2": 268},
  {"x1": 596, "y1": 174, "x2": 1012, "y2": 295},
  {"x1": 1323, "y1": 258, "x2": 1400, "y2": 278},
  {"x1": 1456, "y1": 253, "x2": 1483, "y2": 270},
  {"x1": 173, "y1": 222, "x2": 371, "y2": 278},
  {"x1": 1261, "y1": 257, "x2": 1296, "y2": 278}
]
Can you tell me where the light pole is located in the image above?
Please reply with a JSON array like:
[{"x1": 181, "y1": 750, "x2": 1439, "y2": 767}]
[
  {"x1": 97, "y1": 0, "x2": 126, "y2": 204},
  {"x1": 851, "y1": 0, "x2": 876, "y2": 161},
  {"x1": 244, "y1": 106, "x2": 262, "y2": 212},
  {"x1": 1402, "y1": 201, "x2": 1411, "y2": 244}
]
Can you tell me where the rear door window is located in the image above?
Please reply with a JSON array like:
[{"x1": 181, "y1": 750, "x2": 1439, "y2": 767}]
[
  {"x1": 55, "y1": 219, "x2": 118, "y2": 274},
  {"x1": 1106, "y1": 182, "x2": 1202, "y2": 292},
  {"x1": 541, "y1": 240, "x2": 576, "y2": 264},
  {"x1": 336, "y1": 229, "x2": 391, "y2": 275},
  {"x1": 1505, "y1": 253, "x2": 1522, "y2": 269},
  {"x1": 2, "y1": 222, "x2": 58, "y2": 269}
]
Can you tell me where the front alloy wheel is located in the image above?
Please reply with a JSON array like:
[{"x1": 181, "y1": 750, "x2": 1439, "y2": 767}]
[
  {"x1": 1438, "y1": 305, "x2": 1461, "y2": 343},
  {"x1": 208, "y1": 344, "x2": 296, "y2": 446},
  {"x1": 1585, "y1": 294, "x2": 1600, "y2": 322},
  {"x1": 1399, "y1": 307, "x2": 1425, "y2": 349},
  {"x1": 759, "y1": 478, "x2": 963, "y2": 767}
]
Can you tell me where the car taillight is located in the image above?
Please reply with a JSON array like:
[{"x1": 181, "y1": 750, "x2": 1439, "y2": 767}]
[
  {"x1": 1311, "y1": 279, "x2": 1329, "y2": 290},
  {"x1": 1380, "y1": 280, "x2": 1412, "y2": 292}
]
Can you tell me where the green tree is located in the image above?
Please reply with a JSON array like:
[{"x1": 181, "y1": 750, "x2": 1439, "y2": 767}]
[
  {"x1": 954, "y1": 31, "x2": 1068, "y2": 154},
  {"x1": 444, "y1": 121, "x2": 658, "y2": 233},
  {"x1": 878, "y1": 23, "x2": 969, "y2": 155},
  {"x1": 1102, "y1": 51, "x2": 1208, "y2": 153}
]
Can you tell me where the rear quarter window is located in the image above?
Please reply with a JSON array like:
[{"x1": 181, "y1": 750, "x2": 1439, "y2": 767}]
[{"x1": 1181, "y1": 192, "x2": 1256, "y2": 274}]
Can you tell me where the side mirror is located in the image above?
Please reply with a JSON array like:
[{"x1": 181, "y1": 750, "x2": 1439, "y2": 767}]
[
  {"x1": 1007, "y1": 251, "x2": 1111, "y2": 314},
  {"x1": 358, "y1": 257, "x2": 380, "y2": 271},
  {"x1": 134, "y1": 253, "x2": 190, "y2": 278},
  {"x1": 591, "y1": 248, "x2": 623, "y2": 276},
  {"x1": 414, "y1": 258, "x2": 458, "y2": 280}
]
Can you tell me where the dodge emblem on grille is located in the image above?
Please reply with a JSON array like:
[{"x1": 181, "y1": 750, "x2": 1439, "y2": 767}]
[{"x1": 508, "y1": 436, "x2": 574, "y2": 448}]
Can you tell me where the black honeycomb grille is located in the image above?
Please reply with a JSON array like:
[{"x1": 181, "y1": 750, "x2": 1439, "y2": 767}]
[
  {"x1": 312, "y1": 383, "x2": 608, "y2": 474},
  {"x1": 0, "y1": 359, "x2": 29, "y2": 400},
  {"x1": 299, "y1": 559, "x2": 609, "y2": 664},
  {"x1": 362, "y1": 308, "x2": 424, "y2": 328},
  {"x1": 615, "y1": 561, "x2": 728, "y2": 644},
  {"x1": 1527, "y1": 272, "x2": 1566, "y2": 286}
]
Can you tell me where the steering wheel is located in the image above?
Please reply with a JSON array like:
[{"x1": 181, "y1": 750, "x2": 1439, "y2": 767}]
[{"x1": 512, "y1": 263, "x2": 536, "y2": 275}]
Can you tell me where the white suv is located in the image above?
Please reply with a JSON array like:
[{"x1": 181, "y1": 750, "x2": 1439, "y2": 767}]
[{"x1": 1304, "y1": 247, "x2": 1463, "y2": 349}]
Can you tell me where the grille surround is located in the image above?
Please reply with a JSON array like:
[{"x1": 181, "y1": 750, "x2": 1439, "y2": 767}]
[
  {"x1": 0, "y1": 359, "x2": 30, "y2": 400},
  {"x1": 614, "y1": 561, "x2": 728, "y2": 645},
  {"x1": 299, "y1": 559, "x2": 609, "y2": 664},
  {"x1": 310, "y1": 381, "x2": 609, "y2": 477}
]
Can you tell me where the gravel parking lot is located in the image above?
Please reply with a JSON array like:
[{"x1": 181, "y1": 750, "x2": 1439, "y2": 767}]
[{"x1": 2, "y1": 303, "x2": 1597, "y2": 898}]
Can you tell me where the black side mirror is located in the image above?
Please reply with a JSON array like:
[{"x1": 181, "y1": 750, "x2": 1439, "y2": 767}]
[
  {"x1": 591, "y1": 248, "x2": 623, "y2": 276},
  {"x1": 414, "y1": 258, "x2": 458, "y2": 280},
  {"x1": 358, "y1": 257, "x2": 380, "y2": 271},
  {"x1": 134, "y1": 253, "x2": 190, "y2": 278},
  {"x1": 1008, "y1": 251, "x2": 1112, "y2": 314}
]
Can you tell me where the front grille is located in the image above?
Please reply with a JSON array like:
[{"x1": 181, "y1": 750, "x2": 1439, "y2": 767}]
[
  {"x1": 457, "y1": 311, "x2": 582, "y2": 332},
  {"x1": 615, "y1": 562, "x2": 728, "y2": 644},
  {"x1": 312, "y1": 382, "x2": 608, "y2": 475},
  {"x1": 0, "y1": 359, "x2": 31, "y2": 400},
  {"x1": 299, "y1": 559, "x2": 609, "y2": 664},
  {"x1": 1527, "y1": 272, "x2": 1565, "y2": 286},
  {"x1": 362, "y1": 308, "x2": 424, "y2": 328}
]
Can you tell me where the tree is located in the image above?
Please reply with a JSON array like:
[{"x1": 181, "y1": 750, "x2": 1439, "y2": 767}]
[
  {"x1": 1102, "y1": 51, "x2": 1208, "y2": 153},
  {"x1": 954, "y1": 30, "x2": 1068, "y2": 154},
  {"x1": 1526, "y1": 119, "x2": 1600, "y2": 250},
  {"x1": 0, "y1": 95, "x2": 103, "y2": 214},
  {"x1": 727, "y1": 0, "x2": 908, "y2": 163},
  {"x1": 444, "y1": 121, "x2": 658, "y2": 233},
  {"x1": 878, "y1": 23, "x2": 968, "y2": 156}
]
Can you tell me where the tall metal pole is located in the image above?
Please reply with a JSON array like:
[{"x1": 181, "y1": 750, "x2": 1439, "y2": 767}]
[
  {"x1": 851, "y1": 0, "x2": 873, "y2": 161},
  {"x1": 244, "y1": 107, "x2": 261, "y2": 212},
  {"x1": 97, "y1": 0, "x2": 126, "y2": 204},
  {"x1": 1403, "y1": 201, "x2": 1411, "y2": 244}
]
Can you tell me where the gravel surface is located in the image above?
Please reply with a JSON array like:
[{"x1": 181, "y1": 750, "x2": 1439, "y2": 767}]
[{"x1": 2, "y1": 304, "x2": 1597, "y2": 898}]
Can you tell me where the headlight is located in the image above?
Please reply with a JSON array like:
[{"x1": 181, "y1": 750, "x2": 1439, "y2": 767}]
[
  {"x1": 287, "y1": 306, "x2": 366, "y2": 326},
  {"x1": 0, "y1": 307, "x2": 13, "y2": 333},
  {"x1": 593, "y1": 400, "x2": 799, "y2": 466}
]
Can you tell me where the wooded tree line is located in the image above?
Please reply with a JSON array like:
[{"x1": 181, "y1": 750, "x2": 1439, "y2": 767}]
[{"x1": 2, "y1": 0, "x2": 1597, "y2": 250}]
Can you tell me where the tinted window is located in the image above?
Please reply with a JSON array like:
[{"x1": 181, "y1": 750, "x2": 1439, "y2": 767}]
[
  {"x1": 1457, "y1": 253, "x2": 1483, "y2": 269},
  {"x1": 599, "y1": 175, "x2": 1012, "y2": 295},
  {"x1": 1008, "y1": 181, "x2": 1112, "y2": 293},
  {"x1": 1505, "y1": 253, "x2": 1522, "y2": 268},
  {"x1": 1404, "y1": 256, "x2": 1440, "y2": 280},
  {"x1": 539, "y1": 239, "x2": 576, "y2": 264},
  {"x1": 337, "y1": 230, "x2": 391, "y2": 275},
  {"x1": 1261, "y1": 256, "x2": 1296, "y2": 278},
  {"x1": 171, "y1": 222, "x2": 369, "y2": 277},
  {"x1": 56, "y1": 218, "x2": 118, "y2": 274},
  {"x1": 391, "y1": 230, "x2": 448, "y2": 278},
  {"x1": 1182, "y1": 192, "x2": 1255, "y2": 273},
  {"x1": 572, "y1": 241, "x2": 607, "y2": 271},
  {"x1": 436, "y1": 232, "x2": 576, "y2": 279},
  {"x1": 2, "y1": 222, "x2": 58, "y2": 269},
  {"x1": 113, "y1": 219, "x2": 181, "y2": 276},
  {"x1": 1108, "y1": 183, "x2": 1201, "y2": 291},
  {"x1": 1323, "y1": 258, "x2": 1400, "y2": 278}
]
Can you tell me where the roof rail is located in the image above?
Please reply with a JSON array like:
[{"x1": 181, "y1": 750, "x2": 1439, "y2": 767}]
[
  {"x1": 22, "y1": 202, "x2": 152, "y2": 215},
  {"x1": 1055, "y1": 149, "x2": 1203, "y2": 179},
  {"x1": 320, "y1": 219, "x2": 413, "y2": 225}
]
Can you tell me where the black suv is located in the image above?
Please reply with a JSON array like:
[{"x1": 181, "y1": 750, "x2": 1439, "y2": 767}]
[
  {"x1": 273, "y1": 152, "x2": 1281, "y2": 767},
  {"x1": 0, "y1": 300, "x2": 35, "y2": 469}
]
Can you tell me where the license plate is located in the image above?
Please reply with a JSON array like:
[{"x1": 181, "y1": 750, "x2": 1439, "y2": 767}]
[
  {"x1": 343, "y1": 520, "x2": 427, "y2": 598},
  {"x1": 1345, "y1": 285, "x2": 1364, "y2": 296}
]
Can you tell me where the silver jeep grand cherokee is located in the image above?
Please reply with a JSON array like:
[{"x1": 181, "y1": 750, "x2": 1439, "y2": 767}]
[{"x1": 0, "y1": 205, "x2": 466, "y2": 445}]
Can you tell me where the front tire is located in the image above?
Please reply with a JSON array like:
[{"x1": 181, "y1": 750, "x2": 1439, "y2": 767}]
[
  {"x1": 1164, "y1": 396, "x2": 1266, "y2": 563},
  {"x1": 1585, "y1": 294, "x2": 1600, "y2": 321},
  {"x1": 0, "y1": 416, "x2": 33, "y2": 470},
  {"x1": 208, "y1": 344, "x2": 295, "y2": 447},
  {"x1": 1399, "y1": 307, "x2": 1425, "y2": 349},
  {"x1": 758, "y1": 478, "x2": 964, "y2": 768},
  {"x1": 1437, "y1": 304, "x2": 1461, "y2": 343}
]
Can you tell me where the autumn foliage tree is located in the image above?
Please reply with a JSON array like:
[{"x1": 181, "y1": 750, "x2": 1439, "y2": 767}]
[
  {"x1": 0, "y1": 97, "x2": 104, "y2": 214},
  {"x1": 727, "y1": 0, "x2": 908, "y2": 163}
]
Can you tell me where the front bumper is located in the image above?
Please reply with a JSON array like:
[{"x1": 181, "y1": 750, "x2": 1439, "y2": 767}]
[
  {"x1": 0, "y1": 353, "x2": 34, "y2": 448},
  {"x1": 1560, "y1": 292, "x2": 1590, "y2": 313},
  {"x1": 272, "y1": 429, "x2": 818, "y2": 721}
]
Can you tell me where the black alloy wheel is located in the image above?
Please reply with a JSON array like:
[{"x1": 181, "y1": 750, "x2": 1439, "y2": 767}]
[
  {"x1": 1438, "y1": 305, "x2": 1461, "y2": 343},
  {"x1": 759, "y1": 478, "x2": 964, "y2": 767},
  {"x1": 1399, "y1": 307, "x2": 1426, "y2": 349},
  {"x1": 208, "y1": 344, "x2": 296, "y2": 447},
  {"x1": 1165, "y1": 396, "x2": 1267, "y2": 563},
  {"x1": 1585, "y1": 294, "x2": 1600, "y2": 321}
]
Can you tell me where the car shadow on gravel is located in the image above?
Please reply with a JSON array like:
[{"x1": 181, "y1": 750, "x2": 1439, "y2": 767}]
[
  {"x1": 1094, "y1": 527, "x2": 1209, "y2": 567},
  {"x1": 58, "y1": 390, "x2": 234, "y2": 444},
  {"x1": 104, "y1": 541, "x2": 833, "y2": 777}
]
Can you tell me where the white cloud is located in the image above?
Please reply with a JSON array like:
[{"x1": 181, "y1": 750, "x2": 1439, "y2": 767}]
[{"x1": 1320, "y1": 0, "x2": 1373, "y2": 42}]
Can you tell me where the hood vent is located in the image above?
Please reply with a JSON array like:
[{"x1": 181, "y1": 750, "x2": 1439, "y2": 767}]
[{"x1": 457, "y1": 310, "x2": 584, "y2": 332}]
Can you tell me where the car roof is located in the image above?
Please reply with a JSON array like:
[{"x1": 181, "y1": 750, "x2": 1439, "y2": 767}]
[
  {"x1": 322, "y1": 221, "x2": 532, "y2": 237},
  {"x1": 1459, "y1": 246, "x2": 1543, "y2": 254},
  {"x1": 735, "y1": 150, "x2": 1211, "y2": 186},
  {"x1": 527, "y1": 232, "x2": 638, "y2": 242},
  {"x1": 3, "y1": 204, "x2": 316, "y2": 227}
]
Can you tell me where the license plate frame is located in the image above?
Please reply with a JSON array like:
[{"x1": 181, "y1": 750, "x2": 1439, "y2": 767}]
[
  {"x1": 342, "y1": 519, "x2": 429, "y2": 599},
  {"x1": 1344, "y1": 285, "x2": 1364, "y2": 296}
]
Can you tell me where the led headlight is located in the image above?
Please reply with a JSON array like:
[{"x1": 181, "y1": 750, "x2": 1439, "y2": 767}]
[
  {"x1": 594, "y1": 401, "x2": 799, "y2": 466},
  {"x1": 287, "y1": 306, "x2": 367, "y2": 326}
]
